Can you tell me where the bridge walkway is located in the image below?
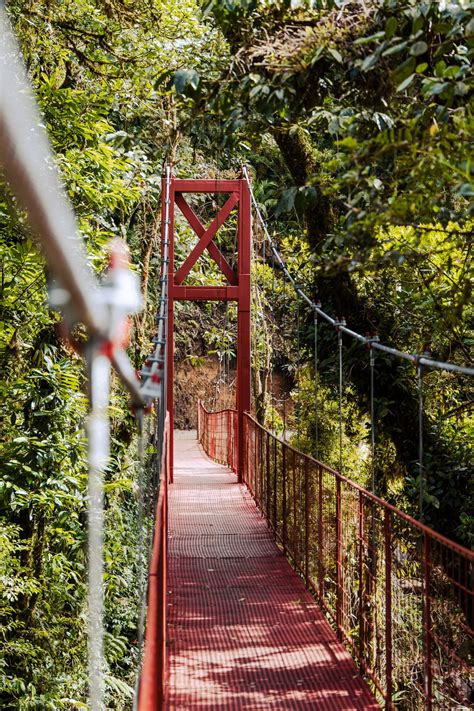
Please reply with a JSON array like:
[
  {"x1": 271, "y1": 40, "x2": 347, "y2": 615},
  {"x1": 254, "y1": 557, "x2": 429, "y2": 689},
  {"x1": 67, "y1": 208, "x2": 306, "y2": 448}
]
[{"x1": 166, "y1": 432, "x2": 378, "y2": 710}]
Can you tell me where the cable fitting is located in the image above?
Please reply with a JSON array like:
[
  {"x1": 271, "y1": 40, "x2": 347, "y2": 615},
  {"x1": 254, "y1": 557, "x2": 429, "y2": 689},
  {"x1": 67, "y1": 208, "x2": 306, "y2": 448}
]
[{"x1": 366, "y1": 333, "x2": 380, "y2": 348}]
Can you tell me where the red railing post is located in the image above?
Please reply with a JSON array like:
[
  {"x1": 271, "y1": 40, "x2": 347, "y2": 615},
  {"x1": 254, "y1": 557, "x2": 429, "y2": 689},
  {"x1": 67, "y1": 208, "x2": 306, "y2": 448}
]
[
  {"x1": 273, "y1": 437, "x2": 277, "y2": 531},
  {"x1": 236, "y1": 176, "x2": 251, "y2": 484},
  {"x1": 227, "y1": 409, "x2": 231, "y2": 467},
  {"x1": 318, "y1": 464, "x2": 324, "y2": 603},
  {"x1": 424, "y1": 533, "x2": 432, "y2": 710},
  {"x1": 292, "y1": 450, "x2": 297, "y2": 557},
  {"x1": 336, "y1": 476, "x2": 343, "y2": 641},
  {"x1": 305, "y1": 458, "x2": 310, "y2": 586},
  {"x1": 384, "y1": 509, "x2": 393, "y2": 708},
  {"x1": 358, "y1": 491, "x2": 365, "y2": 666},
  {"x1": 282, "y1": 444, "x2": 287, "y2": 550},
  {"x1": 266, "y1": 431, "x2": 270, "y2": 521}
]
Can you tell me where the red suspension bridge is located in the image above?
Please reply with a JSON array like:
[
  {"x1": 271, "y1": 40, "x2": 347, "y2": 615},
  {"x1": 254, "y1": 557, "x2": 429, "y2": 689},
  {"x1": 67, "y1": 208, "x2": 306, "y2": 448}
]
[
  {"x1": 1, "y1": 13, "x2": 473, "y2": 709},
  {"x1": 136, "y1": 172, "x2": 473, "y2": 709}
]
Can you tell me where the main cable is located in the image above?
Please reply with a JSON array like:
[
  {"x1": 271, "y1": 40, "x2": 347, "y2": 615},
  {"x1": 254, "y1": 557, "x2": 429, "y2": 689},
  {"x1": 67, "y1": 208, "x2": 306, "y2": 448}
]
[{"x1": 242, "y1": 166, "x2": 474, "y2": 378}]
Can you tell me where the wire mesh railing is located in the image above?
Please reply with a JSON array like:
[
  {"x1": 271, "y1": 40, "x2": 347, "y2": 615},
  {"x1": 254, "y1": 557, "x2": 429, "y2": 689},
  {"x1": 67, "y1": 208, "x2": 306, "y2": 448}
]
[
  {"x1": 199, "y1": 405, "x2": 474, "y2": 710},
  {"x1": 198, "y1": 401, "x2": 238, "y2": 472}
]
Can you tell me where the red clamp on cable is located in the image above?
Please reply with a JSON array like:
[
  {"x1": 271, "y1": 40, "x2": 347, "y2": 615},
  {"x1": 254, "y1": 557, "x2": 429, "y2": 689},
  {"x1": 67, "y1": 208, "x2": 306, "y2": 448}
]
[
  {"x1": 151, "y1": 374, "x2": 161, "y2": 384},
  {"x1": 99, "y1": 340, "x2": 115, "y2": 360}
]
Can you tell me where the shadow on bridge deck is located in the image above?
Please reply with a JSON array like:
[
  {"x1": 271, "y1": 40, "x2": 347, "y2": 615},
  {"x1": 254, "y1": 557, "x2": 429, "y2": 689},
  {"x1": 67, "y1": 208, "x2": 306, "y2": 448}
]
[{"x1": 166, "y1": 432, "x2": 378, "y2": 710}]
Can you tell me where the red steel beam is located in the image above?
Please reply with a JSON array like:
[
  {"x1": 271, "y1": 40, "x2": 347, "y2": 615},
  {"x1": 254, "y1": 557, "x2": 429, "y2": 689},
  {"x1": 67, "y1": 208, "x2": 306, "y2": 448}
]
[
  {"x1": 171, "y1": 286, "x2": 239, "y2": 301},
  {"x1": 174, "y1": 192, "x2": 239, "y2": 284},
  {"x1": 175, "y1": 193, "x2": 237, "y2": 285},
  {"x1": 172, "y1": 179, "x2": 240, "y2": 192},
  {"x1": 236, "y1": 177, "x2": 251, "y2": 482}
]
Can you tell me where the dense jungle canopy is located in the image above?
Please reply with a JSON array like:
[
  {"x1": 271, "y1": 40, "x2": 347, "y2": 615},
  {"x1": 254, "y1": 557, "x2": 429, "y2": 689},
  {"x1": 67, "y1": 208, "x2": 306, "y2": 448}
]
[{"x1": 0, "y1": 0, "x2": 472, "y2": 707}]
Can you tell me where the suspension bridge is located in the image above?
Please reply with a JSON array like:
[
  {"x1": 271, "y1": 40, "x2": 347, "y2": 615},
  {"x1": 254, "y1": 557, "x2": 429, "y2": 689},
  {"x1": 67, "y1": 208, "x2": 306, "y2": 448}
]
[{"x1": 1, "y1": 11, "x2": 473, "y2": 710}]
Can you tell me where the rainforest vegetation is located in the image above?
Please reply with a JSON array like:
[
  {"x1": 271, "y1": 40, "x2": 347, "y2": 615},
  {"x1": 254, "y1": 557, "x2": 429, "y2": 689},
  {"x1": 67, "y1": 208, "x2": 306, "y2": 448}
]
[{"x1": 0, "y1": 0, "x2": 472, "y2": 707}]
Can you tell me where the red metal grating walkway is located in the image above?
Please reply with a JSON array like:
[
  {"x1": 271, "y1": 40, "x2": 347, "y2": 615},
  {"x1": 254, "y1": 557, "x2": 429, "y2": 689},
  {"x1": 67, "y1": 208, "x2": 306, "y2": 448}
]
[{"x1": 166, "y1": 433, "x2": 379, "y2": 710}]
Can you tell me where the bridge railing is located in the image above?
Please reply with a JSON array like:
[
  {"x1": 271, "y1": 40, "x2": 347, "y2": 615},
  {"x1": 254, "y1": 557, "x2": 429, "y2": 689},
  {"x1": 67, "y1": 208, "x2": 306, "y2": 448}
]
[
  {"x1": 198, "y1": 401, "x2": 238, "y2": 472},
  {"x1": 137, "y1": 414, "x2": 169, "y2": 711},
  {"x1": 199, "y1": 405, "x2": 474, "y2": 710}
]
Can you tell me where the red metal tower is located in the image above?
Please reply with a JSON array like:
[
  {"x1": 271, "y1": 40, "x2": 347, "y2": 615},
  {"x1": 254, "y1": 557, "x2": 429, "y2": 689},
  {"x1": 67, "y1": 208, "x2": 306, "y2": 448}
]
[{"x1": 163, "y1": 172, "x2": 251, "y2": 482}]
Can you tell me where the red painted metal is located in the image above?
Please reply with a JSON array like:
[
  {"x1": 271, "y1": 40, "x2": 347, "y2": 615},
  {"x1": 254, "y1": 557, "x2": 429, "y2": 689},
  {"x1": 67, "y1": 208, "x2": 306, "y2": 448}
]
[
  {"x1": 174, "y1": 192, "x2": 239, "y2": 284},
  {"x1": 424, "y1": 533, "x2": 432, "y2": 710},
  {"x1": 174, "y1": 193, "x2": 237, "y2": 284},
  {"x1": 171, "y1": 178, "x2": 240, "y2": 192},
  {"x1": 165, "y1": 173, "x2": 251, "y2": 483},
  {"x1": 199, "y1": 406, "x2": 474, "y2": 709},
  {"x1": 384, "y1": 509, "x2": 393, "y2": 709},
  {"x1": 172, "y1": 285, "x2": 240, "y2": 301},
  {"x1": 168, "y1": 431, "x2": 378, "y2": 709},
  {"x1": 138, "y1": 415, "x2": 169, "y2": 711}
]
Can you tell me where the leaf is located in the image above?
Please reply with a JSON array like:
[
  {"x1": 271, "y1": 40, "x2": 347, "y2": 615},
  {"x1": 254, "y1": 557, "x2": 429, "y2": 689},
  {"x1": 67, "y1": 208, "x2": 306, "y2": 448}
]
[
  {"x1": 383, "y1": 41, "x2": 408, "y2": 57},
  {"x1": 360, "y1": 53, "x2": 378, "y2": 72},
  {"x1": 410, "y1": 41, "x2": 428, "y2": 57},
  {"x1": 385, "y1": 17, "x2": 398, "y2": 40},
  {"x1": 422, "y1": 81, "x2": 447, "y2": 96},
  {"x1": 327, "y1": 47, "x2": 343, "y2": 64},
  {"x1": 354, "y1": 31, "x2": 385, "y2": 46},
  {"x1": 392, "y1": 57, "x2": 416, "y2": 85},
  {"x1": 397, "y1": 74, "x2": 415, "y2": 92}
]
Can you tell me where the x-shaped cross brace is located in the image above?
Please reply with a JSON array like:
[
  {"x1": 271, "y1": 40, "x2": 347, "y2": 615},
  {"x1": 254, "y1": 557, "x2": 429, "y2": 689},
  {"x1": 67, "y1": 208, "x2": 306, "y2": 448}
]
[{"x1": 174, "y1": 192, "x2": 239, "y2": 286}]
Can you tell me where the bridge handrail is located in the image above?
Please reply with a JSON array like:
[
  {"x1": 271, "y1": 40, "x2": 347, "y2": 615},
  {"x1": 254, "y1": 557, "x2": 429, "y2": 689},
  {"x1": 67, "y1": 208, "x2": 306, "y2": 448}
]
[
  {"x1": 243, "y1": 414, "x2": 474, "y2": 561},
  {"x1": 137, "y1": 414, "x2": 169, "y2": 711},
  {"x1": 199, "y1": 404, "x2": 474, "y2": 709}
]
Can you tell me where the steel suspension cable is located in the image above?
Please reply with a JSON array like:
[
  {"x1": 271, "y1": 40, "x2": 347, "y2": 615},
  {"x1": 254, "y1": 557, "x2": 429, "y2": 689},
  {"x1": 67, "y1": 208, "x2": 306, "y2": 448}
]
[
  {"x1": 241, "y1": 167, "x2": 474, "y2": 379},
  {"x1": 86, "y1": 343, "x2": 110, "y2": 710}
]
